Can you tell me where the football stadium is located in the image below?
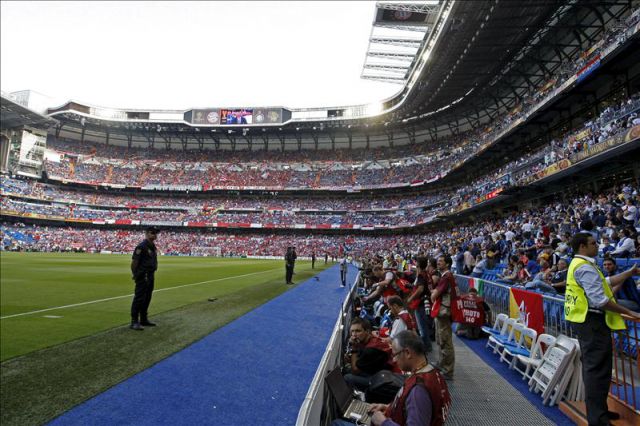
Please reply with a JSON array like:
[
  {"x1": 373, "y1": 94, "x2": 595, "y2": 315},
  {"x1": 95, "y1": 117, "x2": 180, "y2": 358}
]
[{"x1": 1, "y1": 1, "x2": 640, "y2": 425}]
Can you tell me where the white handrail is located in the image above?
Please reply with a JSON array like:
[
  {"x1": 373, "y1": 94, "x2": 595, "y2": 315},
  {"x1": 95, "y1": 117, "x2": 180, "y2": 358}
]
[{"x1": 296, "y1": 264, "x2": 361, "y2": 426}]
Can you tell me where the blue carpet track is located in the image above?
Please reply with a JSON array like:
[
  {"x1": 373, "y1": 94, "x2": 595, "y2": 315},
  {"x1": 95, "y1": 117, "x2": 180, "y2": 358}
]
[
  {"x1": 457, "y1": 335, "x2": 575, "y2": 425},
  {"x1": 49, "y1": 264, "x2": 357, "y2": 426}
]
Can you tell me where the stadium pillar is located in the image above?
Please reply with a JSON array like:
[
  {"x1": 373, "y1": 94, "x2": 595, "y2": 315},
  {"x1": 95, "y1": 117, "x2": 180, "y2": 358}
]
[
  {"x1": 408, "y1": 127, "x2": 416, "y2": 145},
  {"x1": 80, "y1": 127, "x2": 85, "y2": 143},
  {"x1": 208, "y1": 134, "x2": 220, "y2": 150},
  {"x1": 105, "y1": 131, "x2": 110, "y2": 146},
  {"x1": 54, "y1": 123, "x2": 63, "y2": 139},
  {"x1": 0, "y1": 134, "x2": 9, "y2": 172}
]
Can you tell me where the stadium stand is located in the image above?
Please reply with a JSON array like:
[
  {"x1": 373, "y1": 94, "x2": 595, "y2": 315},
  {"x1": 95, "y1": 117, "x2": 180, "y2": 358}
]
[{"x1": 2, "y1": 1, "x2": 640, "y2": 425}]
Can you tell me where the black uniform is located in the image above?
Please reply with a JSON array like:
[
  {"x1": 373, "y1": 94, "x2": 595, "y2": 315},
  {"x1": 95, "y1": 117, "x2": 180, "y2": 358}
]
[
  {"x1": 311, "y1": 252, "x2": 316, "y2": 269},
  {"x1": 340, "y1": 259, "x2": 348, "y2": 286},
  {"x1": 285, "y1": 248, "x2": 297, "y2": 284},
  {"x1": 131, "y1": 239, "x2": 158, "y2": 323}
]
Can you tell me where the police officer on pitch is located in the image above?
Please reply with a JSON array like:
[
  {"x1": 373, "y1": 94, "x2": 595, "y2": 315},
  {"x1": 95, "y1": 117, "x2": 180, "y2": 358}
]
[
  {"x1": 285, "y1": 246, "x2": 297, "y2": 284},
  {"x1": 130, "y1": 227, "x2": 159, "y2": 330},
  {"x1": 564, "y1": 232, "x2": 640, "y2": 425}
]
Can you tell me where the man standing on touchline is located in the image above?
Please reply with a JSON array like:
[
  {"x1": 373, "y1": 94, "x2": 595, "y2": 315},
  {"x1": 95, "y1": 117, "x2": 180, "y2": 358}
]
[
  {"x1": 285, "y1": 246, "x2": 297, "y2": 285},
  {"x1": 130, "y1": 227, "x2": 159, "y2": 331}
]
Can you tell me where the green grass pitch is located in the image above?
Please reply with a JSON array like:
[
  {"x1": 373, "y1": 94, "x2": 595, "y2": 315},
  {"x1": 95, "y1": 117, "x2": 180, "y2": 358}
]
[{"x1": 0, "y1": 252, "x2": 328, "y2": 426}]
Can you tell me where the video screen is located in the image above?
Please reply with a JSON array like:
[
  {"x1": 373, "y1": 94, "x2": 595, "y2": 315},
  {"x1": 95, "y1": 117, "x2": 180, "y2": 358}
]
[
  {"x1": 220, "y1": 109, "x2": 253, "y2": 125},
  {"x1": 191, "y1": 109, "x2": 220, "y2": 125},
  {"x1": 253, "y1": 108, "x2": 282, "y2": 124}
]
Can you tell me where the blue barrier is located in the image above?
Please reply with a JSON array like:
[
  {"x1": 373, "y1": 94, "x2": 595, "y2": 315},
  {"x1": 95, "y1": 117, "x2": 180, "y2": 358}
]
[{"x1": 457, "y1": 274, "x2": 639, "y2": 347}]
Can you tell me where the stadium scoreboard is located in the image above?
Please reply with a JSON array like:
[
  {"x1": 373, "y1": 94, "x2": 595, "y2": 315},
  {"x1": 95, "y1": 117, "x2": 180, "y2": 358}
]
[{"x1": 186, "y1": 107, "x2": 292, "y2": 126}]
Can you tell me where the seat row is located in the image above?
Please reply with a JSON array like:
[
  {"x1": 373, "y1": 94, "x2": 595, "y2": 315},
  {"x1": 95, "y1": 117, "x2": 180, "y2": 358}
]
[{"x1": 481, "y1": 314, "x2": 583, "y2": 406}]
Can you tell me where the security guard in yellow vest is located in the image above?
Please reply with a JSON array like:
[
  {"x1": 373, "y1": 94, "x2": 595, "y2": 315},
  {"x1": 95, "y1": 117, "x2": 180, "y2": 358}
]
[{"x1": 565, "y1": 233, "x2": 640, "y2": 426}]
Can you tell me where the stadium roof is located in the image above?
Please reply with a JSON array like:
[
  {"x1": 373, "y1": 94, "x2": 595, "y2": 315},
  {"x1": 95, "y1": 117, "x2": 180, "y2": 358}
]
[
  {"x1": 21, "y1": 1, "x2": 640, "y2": 150},
  {"x1": 361, "y1": 1, "x2": 440, "y2": 84},
  {"x1": 0, "y1": 92, "x2": 57, "y2": 130}
]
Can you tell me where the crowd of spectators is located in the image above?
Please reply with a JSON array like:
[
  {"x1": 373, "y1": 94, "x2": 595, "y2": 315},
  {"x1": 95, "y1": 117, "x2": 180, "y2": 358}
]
[
  {"x1": 6, "y1": 92, "x2": 637, "y2": 229},
  {"x1": 1, "y1": 176, "x2": 443, "y2": 211},
  {"x1": 43, "y1": 92, "x2": 639, "y2": 193},
  {"x1": 449, "y1": 93, "x2": 639, "y2": 210},
  {"x1": 3, "y1": 183, "x2": 639, "y2": 264},
  {"x1": 1, "y1": 192, "x2": 441, "y2": 228}
]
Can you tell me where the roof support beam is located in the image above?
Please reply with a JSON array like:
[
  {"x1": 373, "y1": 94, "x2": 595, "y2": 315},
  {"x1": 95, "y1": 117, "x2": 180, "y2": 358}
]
[
  {"x1": 361, "y1": 75, "x2": 406, "y2": 83},
  {"x1": 376, "y1": 2, "x2": 439, "y2": 14},
  {"x1": 367, "y1": 51, "x2": 415, "y2": 61},
  {"x1": 369, "y1": 37, "x2": 422, "y2": 48},
  {"x1": 364, "y1": 63, "x2": 410, "y2": 72}
]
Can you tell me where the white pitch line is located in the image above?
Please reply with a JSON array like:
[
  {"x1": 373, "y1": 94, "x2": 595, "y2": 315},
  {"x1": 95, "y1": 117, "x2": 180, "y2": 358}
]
[{"x1": 0, "y1": 268, "x2": 281, "y2": 320}]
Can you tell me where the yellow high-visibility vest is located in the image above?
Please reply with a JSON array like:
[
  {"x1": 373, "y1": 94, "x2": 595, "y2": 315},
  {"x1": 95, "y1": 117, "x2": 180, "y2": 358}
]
[{"x1": 565, "y1": 256, "x2": 626, "y2": 330}]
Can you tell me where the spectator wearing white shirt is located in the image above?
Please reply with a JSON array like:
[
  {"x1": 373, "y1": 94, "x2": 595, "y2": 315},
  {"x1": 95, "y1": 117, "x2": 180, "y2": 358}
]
[
  {"x1": 622, "y1": 199, "x2": 637, "y2": 226},
  {"x1": 471, "y1": 255, "x2": 488, "y2": 278},
  {"x1": 505, "y1": 229, "x2": 515, "y2": 242},
  {"x1": 611, "y1": 229, "x2": 635, "y2": 257}
]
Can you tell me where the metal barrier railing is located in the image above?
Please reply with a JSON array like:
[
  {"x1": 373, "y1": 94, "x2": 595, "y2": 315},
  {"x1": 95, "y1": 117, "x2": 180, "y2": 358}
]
[
  {"x1": 456, "y1": 274, "x2": 640, "y2": 415},
  {"x1": 296, "y1": 266, "x2": 361, "y2": 426},
  {"x1": 455, "y1": 275, "x2": 577, "y2": 337},
  {"x1": 611, "y1": 316, "x2": 640, "y2": 414}
]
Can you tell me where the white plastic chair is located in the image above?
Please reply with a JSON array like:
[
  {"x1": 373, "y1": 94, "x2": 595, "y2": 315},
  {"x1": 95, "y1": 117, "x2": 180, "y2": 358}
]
[
  {"x1": 559, "y1": 338, "x2": 584, "y2": 404},
  {"x1": 501, "y1": 326, "x2": 538, "y2": 368},
  {"x1": 494, "y1": 319, "x2": 524, "y2": 356},
  {"x1": 529, "y1": 334, "x2": 577, "y2": 405},
  {"x1": 514, "y1": 334, "x2": 556, "y2": 381},
  {"x1": 481, "y1": 312, "x2": 508, "y2": 337},
  {"x1": 487, "y1": 317, "x2": 519, "y2": 354}
]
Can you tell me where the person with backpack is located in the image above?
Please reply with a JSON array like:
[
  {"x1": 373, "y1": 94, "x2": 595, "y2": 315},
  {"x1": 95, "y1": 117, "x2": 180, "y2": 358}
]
[{"x1": 367, "y1": 331, "x2": 451, "y2": 426}]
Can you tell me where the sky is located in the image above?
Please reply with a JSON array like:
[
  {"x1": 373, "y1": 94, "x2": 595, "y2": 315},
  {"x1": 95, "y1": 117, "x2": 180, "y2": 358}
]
[{"x1": 0, "y1": 1, "x2": 405, "y2": 110}]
